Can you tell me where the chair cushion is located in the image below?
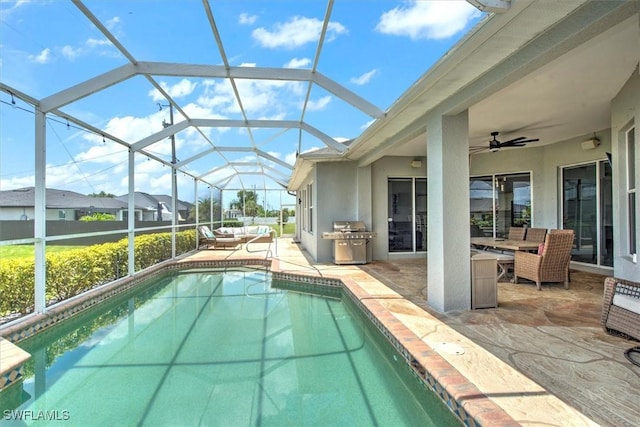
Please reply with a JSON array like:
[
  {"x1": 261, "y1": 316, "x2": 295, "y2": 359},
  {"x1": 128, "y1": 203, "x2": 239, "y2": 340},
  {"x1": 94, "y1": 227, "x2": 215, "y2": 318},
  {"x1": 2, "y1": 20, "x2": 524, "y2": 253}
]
[
  {"x1": 538, "y1": 243, "x2": 545, "y2": 255},
  {"x1": 612, "y1": 293, "x2": 640, "y2": 315}
]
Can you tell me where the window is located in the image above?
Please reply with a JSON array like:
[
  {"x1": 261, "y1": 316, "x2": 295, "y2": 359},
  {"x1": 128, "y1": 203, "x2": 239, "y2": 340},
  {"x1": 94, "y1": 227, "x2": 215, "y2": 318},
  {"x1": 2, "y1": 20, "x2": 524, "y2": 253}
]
[
  {"x1": 307, "y1": 183, "x2": 313, "y2": 233},
  {"x1": 301, "y1": 189, "x2": 307, "y2": 231},
  {"x1": 627, "y1": 126, "x2": 637, "y2": 257},
  {"x1": 470, "y1": 172, "x2": 531, "y2": 238},
  {"x1": 58, "y1": 210, "x2": 66, "y2": 219}
]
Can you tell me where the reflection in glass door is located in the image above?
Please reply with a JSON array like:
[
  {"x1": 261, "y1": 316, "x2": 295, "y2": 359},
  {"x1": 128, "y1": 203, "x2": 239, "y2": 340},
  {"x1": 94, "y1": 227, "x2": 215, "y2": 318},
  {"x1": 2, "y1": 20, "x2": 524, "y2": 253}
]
[
  {"x1": 469, "y1": 173, "x2": 531, "y2": 238},
  {"x1": 388, "y1": 178, "x2": 426, "y2": 252},
  {"x1": 561, "y1": 160, "x2": 613, "y2": 267}
]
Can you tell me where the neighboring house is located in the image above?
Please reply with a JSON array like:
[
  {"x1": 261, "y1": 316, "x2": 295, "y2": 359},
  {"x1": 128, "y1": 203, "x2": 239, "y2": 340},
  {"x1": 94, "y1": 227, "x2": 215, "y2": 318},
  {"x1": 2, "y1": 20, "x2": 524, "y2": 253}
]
[
  {"x1": 288, "y1": 2, "x2": 640, "y2": 311},
  {"x1": 0, "y1": 188, "x2": 190, "y2": 222},
  {"x1": 225, "y1": 208, "x2": 242, "y2": 219},
  {"x1": 0, "y1": 187, "x2": 130, "y2": 221},
  {"x1": 152, "y1": 194, "x2": 192, "y2": 221},
  {"x1": 115, "y1": 192, "x2": 192, "y2": 221}
]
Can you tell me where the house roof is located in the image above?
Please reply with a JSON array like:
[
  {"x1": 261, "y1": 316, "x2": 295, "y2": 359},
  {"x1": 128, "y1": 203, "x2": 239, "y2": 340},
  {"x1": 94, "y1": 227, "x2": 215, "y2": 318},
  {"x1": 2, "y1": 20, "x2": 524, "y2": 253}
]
[
  {"x1": 0, "y1": 187, "x2": 128, "y2": 210},
  {"x1": 289, "y1": 1, "x2": 639, "y2": 188},
  {"x1": 115, "y1": 192, "x2": 193, "y2": 213},
  {"x1": 152, "y1": 194, "x2": 194, "y2": 212},
  {"x1": 0, "y1": 187, "x2": 192, "y2": 213}
]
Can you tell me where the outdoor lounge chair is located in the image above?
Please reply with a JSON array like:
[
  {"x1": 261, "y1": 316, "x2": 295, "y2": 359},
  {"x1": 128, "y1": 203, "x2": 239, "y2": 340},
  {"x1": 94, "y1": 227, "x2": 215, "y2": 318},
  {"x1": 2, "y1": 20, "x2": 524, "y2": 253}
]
[
  {"x1": 513, "y1": 229, "x2": 574, "y2": 290},
  {"x1": 198, "y1": 225, "x2": 241, "y2": 250}
]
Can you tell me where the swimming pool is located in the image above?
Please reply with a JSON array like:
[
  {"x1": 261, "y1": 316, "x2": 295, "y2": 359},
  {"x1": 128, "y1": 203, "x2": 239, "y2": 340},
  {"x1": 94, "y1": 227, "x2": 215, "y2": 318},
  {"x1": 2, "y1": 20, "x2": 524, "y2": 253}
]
[{"x1": 5, "y1": 268, "x2": 460, "y2": 426}]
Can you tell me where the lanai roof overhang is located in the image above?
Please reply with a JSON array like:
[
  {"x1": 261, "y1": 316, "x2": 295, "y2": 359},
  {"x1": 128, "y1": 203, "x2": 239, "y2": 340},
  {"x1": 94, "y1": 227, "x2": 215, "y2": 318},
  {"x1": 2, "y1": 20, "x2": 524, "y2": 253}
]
[{"x1": 289, "y1": 0, "x2": 639, "y2": 188}]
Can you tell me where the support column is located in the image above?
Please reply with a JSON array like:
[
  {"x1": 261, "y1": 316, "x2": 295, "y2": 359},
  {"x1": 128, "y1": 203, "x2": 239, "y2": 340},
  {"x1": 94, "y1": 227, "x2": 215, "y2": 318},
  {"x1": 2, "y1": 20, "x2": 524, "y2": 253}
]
[
  {"x1": 34, "y1": 110, "x2": 47, "y2": 313},
  {"x1": 426, "y1": 110, "x2": 471, "y2": 312},
  {"x1": 127, "y1": 149, "x2": 135, "y2": 276}
]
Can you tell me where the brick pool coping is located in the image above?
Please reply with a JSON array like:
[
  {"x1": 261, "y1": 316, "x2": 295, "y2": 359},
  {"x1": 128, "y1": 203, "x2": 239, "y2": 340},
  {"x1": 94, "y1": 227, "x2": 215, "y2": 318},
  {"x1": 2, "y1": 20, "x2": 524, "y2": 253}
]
[{"x1": 0, "y1": 258, "x2": 516, "y2": 426}]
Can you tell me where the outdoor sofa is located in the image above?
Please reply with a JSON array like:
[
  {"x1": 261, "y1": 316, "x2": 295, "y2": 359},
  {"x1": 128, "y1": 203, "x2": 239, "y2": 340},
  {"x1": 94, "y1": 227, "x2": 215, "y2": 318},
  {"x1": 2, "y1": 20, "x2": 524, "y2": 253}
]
[
  {"x1": 601, "y1": 277, "x2": 640, "y2": 341},
  {"x1": 214, "y1": 225, "x2": 273, "y2": 243},
  {"x1": 198, "y1": 225, "x2": 241, "y2": 250}
]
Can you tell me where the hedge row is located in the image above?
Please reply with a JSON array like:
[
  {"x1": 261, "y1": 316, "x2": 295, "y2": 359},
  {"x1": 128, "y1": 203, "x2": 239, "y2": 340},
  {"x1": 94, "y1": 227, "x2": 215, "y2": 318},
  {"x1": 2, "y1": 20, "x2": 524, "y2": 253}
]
[{"x1": 0, "y1": 230, "x2": 196, "y2": 317}]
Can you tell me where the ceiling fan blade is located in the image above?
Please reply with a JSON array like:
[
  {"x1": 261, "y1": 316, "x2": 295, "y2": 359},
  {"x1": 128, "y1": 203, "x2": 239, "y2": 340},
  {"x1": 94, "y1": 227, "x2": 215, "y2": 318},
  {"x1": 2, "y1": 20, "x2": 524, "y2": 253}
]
[
  {"x1": 502, "y1": 136, "x2": 527, "y2": 145},
  {"x1": 501, "y1": 138, "x2": 539, "y2": 147}
]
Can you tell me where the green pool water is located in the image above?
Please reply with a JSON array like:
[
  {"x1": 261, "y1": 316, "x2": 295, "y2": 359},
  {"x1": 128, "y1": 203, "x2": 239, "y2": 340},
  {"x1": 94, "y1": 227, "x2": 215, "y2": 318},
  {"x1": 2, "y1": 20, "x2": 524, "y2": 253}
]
[{"x1": 6, "y1": 269, "x2": 460, "y2": 426}]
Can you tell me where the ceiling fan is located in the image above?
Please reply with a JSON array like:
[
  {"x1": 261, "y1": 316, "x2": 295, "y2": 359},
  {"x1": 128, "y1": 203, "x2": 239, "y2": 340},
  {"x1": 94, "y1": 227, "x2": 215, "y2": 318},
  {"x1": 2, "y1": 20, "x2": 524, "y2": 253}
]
[{"x1": 488, "y1": 131, "x2": 539, "y2": 151}]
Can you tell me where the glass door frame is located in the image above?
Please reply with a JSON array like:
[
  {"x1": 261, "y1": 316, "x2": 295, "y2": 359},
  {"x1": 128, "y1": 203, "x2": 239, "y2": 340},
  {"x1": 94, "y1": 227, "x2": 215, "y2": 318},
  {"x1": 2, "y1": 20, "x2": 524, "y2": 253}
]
[
  {"x1": 559, "y1": 159, "x2": 613, "y2": 268},
  {"x1": 387, "y1": 177, "x2": 426, "y2": 253},
  {"x1": 470, "y1": 171, "x2": 532, "y2": 238}
]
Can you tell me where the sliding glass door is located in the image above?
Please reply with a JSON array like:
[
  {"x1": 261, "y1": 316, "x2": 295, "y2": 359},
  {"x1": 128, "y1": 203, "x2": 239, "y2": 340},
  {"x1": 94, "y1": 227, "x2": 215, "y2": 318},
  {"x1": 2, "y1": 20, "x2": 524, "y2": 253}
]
[
  {"x1": 561, "y1": 160, "x2": 613, "y2": 267},
  {"x1": 388, "y1": 178, "x2": 426, "y2": 252},
  {"x1": 470, "y1": 173, "x2": 531, "y2": 238}
]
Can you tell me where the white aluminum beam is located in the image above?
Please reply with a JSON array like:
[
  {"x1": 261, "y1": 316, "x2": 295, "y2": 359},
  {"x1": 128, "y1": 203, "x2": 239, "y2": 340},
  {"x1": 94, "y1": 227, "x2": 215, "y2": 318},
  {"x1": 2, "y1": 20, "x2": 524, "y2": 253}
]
[
  {"x1": 174, "y1": 148, "x2": 216, "y2": 168},
  {"x1": 313, "y1": 72, "x2": 385, "y2": 118},
  {"x1": 137, "y1": 62, "x2": 380, "y2": 117},
  {"x1": 39, "y1": 64, "x2": 136, "y2": 112},
  {"x1": 34, "y1": 110, "x2": 47, "y2": 314},
  {"x1": 136, "y1": 61, "x2": 312, "y2": 81},
  {"x1": 466, "y1": 0, "x2": 510, "y2": 13},
  {"x1": 255, "y1": 149, "x2": 294, "y2": 169},
  {"x1": 191, "y1": 118, "x2": 344, "y2": 153},
  {"x1": 197, "y1": 163, "x2": 233, "y2": 180},
  {"x1": 131, "y1": 121, "x2": 190, "y2": 152},
  {"x1": 300, "y1": 122, "x2": 346, "y2": 153}
]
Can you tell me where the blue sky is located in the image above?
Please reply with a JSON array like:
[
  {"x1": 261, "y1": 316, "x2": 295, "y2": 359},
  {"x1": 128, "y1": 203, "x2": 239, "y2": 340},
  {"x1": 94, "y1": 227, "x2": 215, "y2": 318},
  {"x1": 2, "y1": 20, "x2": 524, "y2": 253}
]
[{"x1": 0, "y1": 0, "x2": 483, "y2": 208}]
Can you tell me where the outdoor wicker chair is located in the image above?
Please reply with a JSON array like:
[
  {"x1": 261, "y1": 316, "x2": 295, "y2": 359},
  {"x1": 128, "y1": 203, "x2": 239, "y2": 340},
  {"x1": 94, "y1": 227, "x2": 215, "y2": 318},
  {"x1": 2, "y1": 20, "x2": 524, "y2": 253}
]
[
  {"x1": 524, "y1": 227, "x2": 547, "y2": 243},
  {"x1": 513, "y1": 229, "x2": 574, "y2": 290},
  {"x1": 601, "y1": 277, "x2": 640, "y2": 341},
  {"x1": 508, "y1": 227, "x2": 527, "y2": 240}
]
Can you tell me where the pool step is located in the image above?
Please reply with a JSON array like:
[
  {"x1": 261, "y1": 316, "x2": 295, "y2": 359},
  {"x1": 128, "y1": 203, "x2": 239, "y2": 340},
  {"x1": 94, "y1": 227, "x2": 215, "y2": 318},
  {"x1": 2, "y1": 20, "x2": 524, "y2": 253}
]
[{"x1": 0, "y1": 337, "x2": 31, "y2": 393}]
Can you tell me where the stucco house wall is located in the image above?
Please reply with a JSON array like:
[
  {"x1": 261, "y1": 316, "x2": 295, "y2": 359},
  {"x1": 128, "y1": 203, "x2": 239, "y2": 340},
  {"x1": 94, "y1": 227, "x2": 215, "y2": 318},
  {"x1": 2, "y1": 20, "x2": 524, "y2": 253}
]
[
  {"x1": 611, "y1": 67, "x2": 640, "y2": 280},
  {"x1": 315, "y1": 162, "x2": 359, "y2": 263}
]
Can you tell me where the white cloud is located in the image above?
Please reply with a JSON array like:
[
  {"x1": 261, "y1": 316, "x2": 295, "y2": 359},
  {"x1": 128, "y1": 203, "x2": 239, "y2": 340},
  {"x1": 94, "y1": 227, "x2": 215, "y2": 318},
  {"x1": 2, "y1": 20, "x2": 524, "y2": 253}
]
[
  {"x1": 252, "y1": 16, "x2": 347, "y2": 49},
  {"x1": 61, "y1": 45, "x2": 79, "y2": 60},
  {"x1": 305, "y1": 95, "x2": 331, "y2": 112},
  {"x1": 284, "y1": 57, "x2": 311, "y2": 69},
  {"x1": 350, "y1": 69, "x2": 377, "y2": 85},
  {"x1": 149, "y1": 79, "x2": 198, "y2": 102},
  {"x1": 376, "y1": 1, "x2": 480, "y2": 40},
  {"x1": 59, "y1": 37, "x2": 115, "y2": 61},
  {"x1": 105, "y1": 16, "x2": 121, "y2": 32},
  {"x1": 86, "y1": 38, "x2": 112, "y2": 48},
  {"x1": 29, "y1": 48, "x2": 51, "y2": 64},
  {"x1": 239, "y1": 12, "x2": 257, "y2": 25},
  {"x1": 198, "y1": 66, "x2": 304, "y2": 117}
]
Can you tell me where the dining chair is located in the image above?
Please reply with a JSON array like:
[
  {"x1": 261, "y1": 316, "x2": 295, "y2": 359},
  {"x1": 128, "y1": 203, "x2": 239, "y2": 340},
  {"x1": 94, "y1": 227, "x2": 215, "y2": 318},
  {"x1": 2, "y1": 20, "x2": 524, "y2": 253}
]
[
  {"x1": 508, "y1": 227, "x2": 527, "y2": 240},
  {"x1": 513, "y1": 229, "x2": 575, "y2": 290},
  {"x1": 524, "y1": 227, "x2": 547, "y2": 243}
]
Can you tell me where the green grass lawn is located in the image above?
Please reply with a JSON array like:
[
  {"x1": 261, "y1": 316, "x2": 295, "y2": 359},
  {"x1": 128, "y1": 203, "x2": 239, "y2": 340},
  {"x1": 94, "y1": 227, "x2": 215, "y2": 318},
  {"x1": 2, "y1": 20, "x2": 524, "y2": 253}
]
[{"x1": 0, "y1": 245, "x2": 80, "y2": 260}]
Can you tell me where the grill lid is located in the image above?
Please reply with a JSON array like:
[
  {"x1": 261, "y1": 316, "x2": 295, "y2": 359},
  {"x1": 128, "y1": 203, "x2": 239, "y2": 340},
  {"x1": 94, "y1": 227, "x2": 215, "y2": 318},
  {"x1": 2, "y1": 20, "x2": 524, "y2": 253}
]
[{"x1": 333, "y1": 220, "x2": 366, "y2": 232}]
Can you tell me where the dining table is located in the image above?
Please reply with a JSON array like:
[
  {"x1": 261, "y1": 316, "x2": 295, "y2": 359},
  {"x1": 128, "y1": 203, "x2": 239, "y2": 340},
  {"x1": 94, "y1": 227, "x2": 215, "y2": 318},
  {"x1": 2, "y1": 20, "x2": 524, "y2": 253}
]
[
  {"x1": 471, "y1": 237, "x2": 541, "y2": 281},
  {"x1": 470, "y1": 237, "x2": 541, "y2": 252}
]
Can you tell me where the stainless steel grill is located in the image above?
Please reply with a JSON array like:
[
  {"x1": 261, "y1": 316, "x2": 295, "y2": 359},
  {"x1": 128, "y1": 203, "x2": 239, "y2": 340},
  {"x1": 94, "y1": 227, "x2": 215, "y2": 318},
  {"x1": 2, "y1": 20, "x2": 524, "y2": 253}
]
[{"x1": 322, "y1": 221, "x2": 376, "y2": 265}]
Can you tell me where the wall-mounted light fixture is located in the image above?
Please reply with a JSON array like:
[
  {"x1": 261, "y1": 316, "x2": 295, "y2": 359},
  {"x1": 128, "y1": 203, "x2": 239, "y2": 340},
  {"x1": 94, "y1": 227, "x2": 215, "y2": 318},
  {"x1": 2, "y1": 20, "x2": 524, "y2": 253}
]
[
  {"x1": 581, "y1": 137, "x2": 600, "y2": 150},
  {"x1": 410, "y1": 160, "x2": 422, "y2": 168}
]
